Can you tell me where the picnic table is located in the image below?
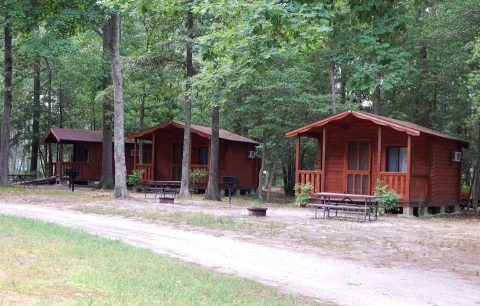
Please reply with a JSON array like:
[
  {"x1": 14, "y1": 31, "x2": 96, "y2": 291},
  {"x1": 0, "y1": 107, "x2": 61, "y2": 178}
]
[
  {"x1": 307, "y1": 192, "x2": 378, "y2": 221},
  {"x1": 142, "y1": 181, "x2": 181, "y2": 202},
  {"x1": 8, "y1": 174, "x2": 38, "y2": 188}
]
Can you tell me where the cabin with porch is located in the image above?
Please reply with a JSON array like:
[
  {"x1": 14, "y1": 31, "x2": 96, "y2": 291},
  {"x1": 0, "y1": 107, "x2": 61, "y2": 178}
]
[
  {"x1": 286, "y1": 110, "x2": 469, "y2": 216},
  {"x1": 127, "y1": 121, "x2": 260, "y2": 193},
  {"x1": 42, "y1": 128, "x2": 135, "y2": 184}
]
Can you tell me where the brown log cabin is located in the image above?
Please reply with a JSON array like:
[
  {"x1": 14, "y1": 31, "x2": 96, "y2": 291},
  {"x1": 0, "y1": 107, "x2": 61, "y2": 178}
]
[
  {"x1": 127, "y1": 121, "x2": 260, "y2": 193},
  {"x1": 42, "y1": 128, "x2": 136, "y2": 184},
  {"x1": 286, "y1": 110, "x2": 469, "y2": 215}
]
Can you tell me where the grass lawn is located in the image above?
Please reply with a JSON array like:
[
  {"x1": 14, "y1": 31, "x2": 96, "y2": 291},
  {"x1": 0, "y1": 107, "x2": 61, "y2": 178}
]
[{"x1": 0, "y1": 215, "x2": 317, "y2": 305}]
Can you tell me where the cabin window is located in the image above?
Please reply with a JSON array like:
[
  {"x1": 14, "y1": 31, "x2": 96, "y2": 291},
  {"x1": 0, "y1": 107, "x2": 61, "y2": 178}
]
[
  {"x1": 198, "y1": 147, "x2": 208, "y2": 165},
  {"x1": 70, "y1": 145, "x2": 88, "y2": 162},
  {"x1": 386, "y1": 147, "x2": 407, "y2": 172}
]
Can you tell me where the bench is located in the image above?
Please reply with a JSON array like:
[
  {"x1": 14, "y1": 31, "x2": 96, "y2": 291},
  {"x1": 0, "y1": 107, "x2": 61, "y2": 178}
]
[
  {"x1": 308, "y1": 192, "x2": 378, "y2": 222},
  {"x1": 307, "y1": 203, "x2": 373, "y2": 221}
]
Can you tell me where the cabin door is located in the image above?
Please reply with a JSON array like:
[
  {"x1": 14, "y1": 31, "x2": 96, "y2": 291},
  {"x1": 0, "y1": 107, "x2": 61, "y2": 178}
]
[
  {"x1": 346, "y1": 140, "x2": 371, "y2": 195},
  {"x1": 171, "y1": 143, "x2": 183, "y2": 181}
]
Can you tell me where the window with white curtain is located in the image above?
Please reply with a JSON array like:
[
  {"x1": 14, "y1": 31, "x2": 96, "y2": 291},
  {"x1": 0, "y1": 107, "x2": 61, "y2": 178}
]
[{"x1": 386, "y1": 147, "x2": 407, "y2": 172}]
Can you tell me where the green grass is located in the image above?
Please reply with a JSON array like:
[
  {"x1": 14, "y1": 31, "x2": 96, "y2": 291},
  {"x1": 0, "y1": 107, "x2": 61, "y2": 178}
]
[
  {"x1": 0, "y1": 215, "x2": 317, "y2": 305},
  {"x1": 190, "y1": 193, "x2": 297, "y2": 207},
  {"x1": 75, "y1": 207, "x2": 283, "y2": 236},
  {"x1": 0, "y1": 185, "x2": 110, "y2": 200}
]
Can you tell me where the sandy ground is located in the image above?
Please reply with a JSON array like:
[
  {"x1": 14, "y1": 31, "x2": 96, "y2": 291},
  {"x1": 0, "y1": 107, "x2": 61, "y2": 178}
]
[{"x1": 0, "y1": 189, "x2": 480, "y2": 306}]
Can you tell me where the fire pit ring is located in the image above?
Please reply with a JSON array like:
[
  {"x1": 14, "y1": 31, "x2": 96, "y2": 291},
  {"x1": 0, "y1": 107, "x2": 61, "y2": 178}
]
[{"x1": 247, "y1": 207, "x2": 268, "y2": 217}]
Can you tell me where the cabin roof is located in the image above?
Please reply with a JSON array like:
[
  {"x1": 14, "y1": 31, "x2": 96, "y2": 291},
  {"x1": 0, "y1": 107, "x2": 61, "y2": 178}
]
[
  {"x1": 42, "y1": 128, "x2": 104, "y2": 143},
  {"x1": 127, "y1": 121, "x2": 259, "y2": 145},
  {"x1": 286, "y1": 110, "x2": 469, "y2": 147},
  {"x1": 42, "y1": 128, "x2": 134, "y2": 144}
]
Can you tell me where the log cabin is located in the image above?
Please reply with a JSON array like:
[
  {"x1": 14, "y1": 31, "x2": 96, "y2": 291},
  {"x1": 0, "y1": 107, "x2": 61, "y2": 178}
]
[
  {"x1": 127, "y1": 121, "x2": 260, "y2": 193},
  {"x1": 42, "y1": 128, "x2": 136, "y2": 184},
  {"x1": 286, "y1": 110, "x2": 469, "y2": 216}
]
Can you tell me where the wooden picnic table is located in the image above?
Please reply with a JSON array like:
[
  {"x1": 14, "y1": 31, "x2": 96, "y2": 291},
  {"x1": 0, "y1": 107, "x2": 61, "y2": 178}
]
[
  {"x1": 142, "y1": 180, "x2": 181, "y2": 200},
  {"x1": 8, "y1": 174, "x2": 38, "y2": 188},
  {"x1": 307, "y1": 192, "x2": 378, "y2": 221}
]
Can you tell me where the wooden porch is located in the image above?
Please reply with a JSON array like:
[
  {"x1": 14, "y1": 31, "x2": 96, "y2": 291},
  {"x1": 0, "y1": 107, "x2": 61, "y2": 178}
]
[
  {"x1": 134, "y1": 163, "x2": 226, "y2": 185},
  {"x1": 292, "y1": 123, "x2": 426, "y2": 203}
]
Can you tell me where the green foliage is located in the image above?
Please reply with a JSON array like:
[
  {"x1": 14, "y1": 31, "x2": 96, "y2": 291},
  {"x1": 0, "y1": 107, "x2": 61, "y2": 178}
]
[
  {"x1": 373, "y1": 179, "x2": 400, "y2": 213},
  {"x1": 294, "y1": 183, "x2": 312, "y2": 207},
  {"x1": 127, "y1": 169, "x2": 144, "y2": 190},
  {"x1": 189, "y1": 168, "x2": 208, "y2": 185}
]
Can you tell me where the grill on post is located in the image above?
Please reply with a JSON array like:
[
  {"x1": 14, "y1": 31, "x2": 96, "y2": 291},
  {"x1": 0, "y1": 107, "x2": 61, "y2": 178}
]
[
  {"x1": 65, "y1": 168, "x2": 80, "y2": 192},
  {"x1": 221, "y1": 176, "x2": 239, "y2": 204}
]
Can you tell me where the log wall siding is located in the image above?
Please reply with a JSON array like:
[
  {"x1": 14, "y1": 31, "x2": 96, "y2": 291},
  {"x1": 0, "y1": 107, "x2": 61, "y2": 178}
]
[{"x1": 430, "y1": 139, "x2": 462, "y2": 204}]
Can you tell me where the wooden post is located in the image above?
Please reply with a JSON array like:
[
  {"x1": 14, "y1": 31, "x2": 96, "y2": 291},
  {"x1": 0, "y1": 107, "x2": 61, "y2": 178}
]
[
  {"x1": 406, "y1": 135, "x2": 412, "y2": 203},
  {"x1": 377, "y1": 126, "x2": 382, "y2": 181},
  {"x1": 151, "y1": 134, "x2": 156, "y2": 180},
  {"x1": 295, "y1": 136, "x2": 300, "y2": 187},
  {"x1": 321, "y1": 127, "x2": 326, "y2": 192},
  {"x1": 133, "y1": 138, "x2": 138, "y2": 170}
]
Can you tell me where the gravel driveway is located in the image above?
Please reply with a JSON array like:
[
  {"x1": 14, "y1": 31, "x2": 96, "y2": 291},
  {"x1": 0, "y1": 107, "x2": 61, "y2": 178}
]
[{"x1": 1, "y1": 202, "x2": 479, "y2": 306}]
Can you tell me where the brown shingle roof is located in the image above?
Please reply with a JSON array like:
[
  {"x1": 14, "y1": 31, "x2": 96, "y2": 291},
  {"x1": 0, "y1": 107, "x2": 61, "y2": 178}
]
[
  {"x1": 128, "y1": 121, "x2": 258, "y2": 145},
  {"x1": 286, "y1": 110, "x2": 469, "y2": 147},
  {"x1": 42, "y1": 128, "x2": 103, "y2": 143}
]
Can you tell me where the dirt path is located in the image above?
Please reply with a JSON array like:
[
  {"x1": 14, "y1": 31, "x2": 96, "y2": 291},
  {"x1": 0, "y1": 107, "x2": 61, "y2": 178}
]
[{"x1": 1, "y1": 202, "x2": 478, "y2": 306}]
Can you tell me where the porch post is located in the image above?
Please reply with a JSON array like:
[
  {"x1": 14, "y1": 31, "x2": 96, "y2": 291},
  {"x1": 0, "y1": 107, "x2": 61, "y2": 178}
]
[
  {"x1": 152, "y1": 134, "x2": 155, "y2": 180},
  {"x1": 406, "y1": 135, "x2": 412, "y2": 203},
  {"x1": 133, "y1": 137, "x2": 137, "y2": 170},
  {"x1": 321, "y1": 127, "x2": 326, "y2": 192},
  {"x1": 295, "y1": 136, "x2": 300, "y2": 187},
  {"x1": 377, "y1": 126, "x2": 382, "y2": 180}
]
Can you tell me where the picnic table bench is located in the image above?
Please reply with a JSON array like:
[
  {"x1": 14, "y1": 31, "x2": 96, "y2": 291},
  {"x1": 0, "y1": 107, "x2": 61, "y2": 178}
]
[
  {"x1": 142, "y1": 181, "x2": 181, "y2": 203},
  {"x1": 9, "y1": 174, "x2": 38, "y2": 188},
  {"x1": 307, "y1": 192, "x2": 378, "y2": 221}
]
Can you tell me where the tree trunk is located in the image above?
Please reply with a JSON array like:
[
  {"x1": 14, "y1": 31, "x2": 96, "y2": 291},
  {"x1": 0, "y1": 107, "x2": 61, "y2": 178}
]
[
  {"x1": 46, "y1": 60, "x2": 53, "y2": 175},
  {"x1": 283, "y1": 164, "x2": 295, "y2": 196},
  {"x1": 180, "y1": 3, "x2": 194, "y2": 199},
  {"x1": 110, "y1": 13, "x2": 127, "y2": 198},
  {"x1": 473, "y1": 119, "x2": 480, "y2": 214},
  {"x1": 374, "y1": 86, "x2": 381, "y2": 115},
  {"x1": 205, "y1": 105, "x2": 221, "y2": 201},
  {"x1": 99, "y1": 18, "x2": 114, "y2": 189},
  {"x1": 30, "y1": 57, "x2": 41, "y2": 174},
  {"x1": 0, "y1": 21, "x2": 13, "y2": 183},
  {"x1": 266, "y1": 154, "x2": 278, "y2": 203},
  {"x1": 257, "y1": 139, "x2": 266, "y2": 202},
  {"x1": 340, "y1": 66, "x2": 346, "y2": 104},
  {"x1": 59, "y1": 83, "x2": 64, "y2": 128},
  {"x1": 329, "y1": 61, "x2": 337, "y2": 114}
]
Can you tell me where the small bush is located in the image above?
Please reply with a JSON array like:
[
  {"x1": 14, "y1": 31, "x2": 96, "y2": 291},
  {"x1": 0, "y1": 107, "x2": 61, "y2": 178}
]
[
  {"x1": 373, "y1": 179, "x2": 401, "y2": 213},
  {"x1": 127, "y1": 169, "x2": 144, "y2": 191},
  {"x1": 190, "y1": 169, "x2": 208, "y2": 185},
  {"x1": 294, "y1": 183, "x2": 312, "y2": 207}
]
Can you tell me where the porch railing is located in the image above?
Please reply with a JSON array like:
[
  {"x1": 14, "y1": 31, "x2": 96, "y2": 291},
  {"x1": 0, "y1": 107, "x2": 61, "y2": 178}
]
[
  {"x1": 379, "y1": 172, "x2": 407, "y2": 199},
  {"x1": 190, "y1": 164, "x2": 209, "y2": 184},
  {"x1": 47, "y1": 162, "x2": 94, "y2": 179},
  {"x1": 133, "y1": 164, "x2": 226, "y2": 184},
  {"x1": 135, "y1": 164, "x2": 153, "y2": 181},
  {"x1": 297, "y1": 170, "x2": 322, "y2": 193}
]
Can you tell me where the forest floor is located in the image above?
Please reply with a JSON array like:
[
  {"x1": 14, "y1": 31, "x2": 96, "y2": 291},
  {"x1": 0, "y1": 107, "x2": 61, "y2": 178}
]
[{"x1": 0, "y1": 185, "x2": 479, "y2": 305}]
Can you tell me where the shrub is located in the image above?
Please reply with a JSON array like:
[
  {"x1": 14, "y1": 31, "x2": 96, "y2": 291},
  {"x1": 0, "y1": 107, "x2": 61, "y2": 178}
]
[
  {"x1": 373, "y1": 179, "x2": 401, "y2": 213},
  {"x1": 189, "y1": 169, "x2": 208, "y2": 186},
  {"x1": 294, "y1": 183, "x2": 312, "y2": 207},
  {"x1": 127, "y1": 169, "x2": 145, "y2": 191}
]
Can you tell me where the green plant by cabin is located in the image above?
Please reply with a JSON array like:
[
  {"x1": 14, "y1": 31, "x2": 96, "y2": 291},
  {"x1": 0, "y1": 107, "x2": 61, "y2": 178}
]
[
  {"x1": 190, "y1": 169, "x2": 208, "y2": 186},
  {"x1": 294, "y1": 183, "x2": 312, "y2": 207},
  {"x1": 127, "y1": 169, "x2": 145, "y2": 191},
  {"x1": 373, "y1": 179, "x2": 401, "y2": 213}
]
